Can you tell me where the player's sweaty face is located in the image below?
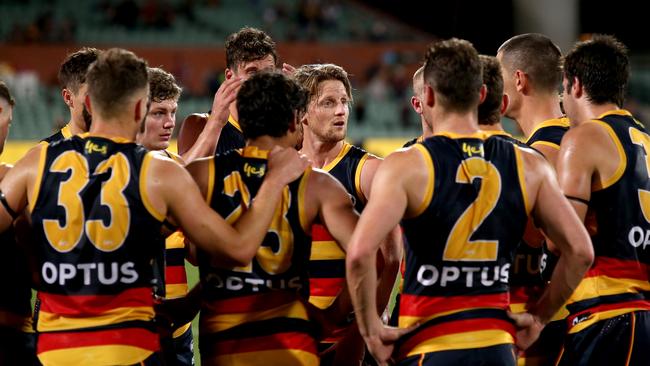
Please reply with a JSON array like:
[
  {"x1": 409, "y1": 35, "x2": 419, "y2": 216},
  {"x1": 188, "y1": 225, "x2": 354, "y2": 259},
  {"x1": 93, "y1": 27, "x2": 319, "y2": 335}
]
[{"x1": 307, "y1": 80, "x2": 350, "y2": 143}]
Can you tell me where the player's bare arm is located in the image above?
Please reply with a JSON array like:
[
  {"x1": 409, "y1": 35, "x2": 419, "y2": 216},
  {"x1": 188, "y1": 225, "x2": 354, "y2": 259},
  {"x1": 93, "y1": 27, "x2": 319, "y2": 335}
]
[
  {"x1": 510, "y1": 146, "x2": 594, "y2": 349},
  {"x1": 0, "y1": 144, "x2": 45, "y2": 231},
  {"x1": 179, "y1": 76, "x2": 243, "y2": 162},
  {"x1": 146, "y1": 146, "x2": 308, "y2": 267}
]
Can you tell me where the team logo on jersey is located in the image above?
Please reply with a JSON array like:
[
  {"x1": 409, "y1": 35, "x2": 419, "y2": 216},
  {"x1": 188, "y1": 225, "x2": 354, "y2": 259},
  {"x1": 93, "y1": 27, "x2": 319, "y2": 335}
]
[
  {"x1": 243, "y1": 162, "x2": 265, "y2": 178},
  {"x1": 85, "y1": 140, "x2": 108, "y2": 155},
  {"x1": 462, "y1": 142, "x2": 484, "y2": 158}
]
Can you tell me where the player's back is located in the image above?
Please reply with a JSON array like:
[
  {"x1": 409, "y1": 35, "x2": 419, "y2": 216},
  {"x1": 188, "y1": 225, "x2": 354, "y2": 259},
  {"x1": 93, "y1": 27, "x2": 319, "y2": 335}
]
[
  {"x1": 30, "y1": 135, "x2": 165, "y2": 365},
  {"x1": 397, "y1": 132, "x2": 529, "y2": 362},
  {"x1": 199, "y1": 146, "x2": 317, "y2": 366},
  {"x1": 566, "y1": 110, "x2": 650, "y2": 322}
]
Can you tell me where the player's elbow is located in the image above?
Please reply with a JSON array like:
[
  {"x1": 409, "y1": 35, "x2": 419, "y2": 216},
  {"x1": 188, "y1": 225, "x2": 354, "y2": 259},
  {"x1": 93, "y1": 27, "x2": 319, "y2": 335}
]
[
  {"x1": 567, "y1": 235, "x2": 595, "y2": 273},
  {"x1": 346, "y1": 240, "x2": 375, "y2": 274}
]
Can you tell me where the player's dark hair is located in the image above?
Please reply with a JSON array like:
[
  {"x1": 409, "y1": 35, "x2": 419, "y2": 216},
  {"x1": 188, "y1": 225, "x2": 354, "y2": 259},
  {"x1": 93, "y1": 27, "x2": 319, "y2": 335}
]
[
  {"x1": 148, "y1": 67, "x2": 182, "y2": 103},
  {"x1": 225, "y1": 27, "x2": 277, "y2": 70},
  {"x1": 86, "y1": 48, "x2": 148, "y2": 119},
  {"x1": 423, "y1": 38, "x2": 483, "y2": 112},
  {"x1": 563, "y1": 34, "x2": 629, "y2": 107},
  {"x1": 237, "y1": 71, "x2": 308, "y2": 140},
  {"x1": 0, "y1": 81, "x2": 15, "y2": 106},
  {"x1": 478, "y1": 55, "x2": 504, "y2": 125},
  {"x1": 498, "y1": 33, "x2": 562, "y2": 94},
  {"x1": 294, "y1": 63, "x2": 353, "y2": 103},
  {"x1": 58, "y1": 47, "x2": 101, "y2": 93}
]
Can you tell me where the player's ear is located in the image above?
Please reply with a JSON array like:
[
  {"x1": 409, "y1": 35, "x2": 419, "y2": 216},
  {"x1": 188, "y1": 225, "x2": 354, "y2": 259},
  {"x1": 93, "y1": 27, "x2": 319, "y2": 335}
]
[
  {"x1": 424, "y1": 84, "x2": 435, "y2": 107},
  {"x1": 134, "y1": 99, "x2": 143, "y2": 123},
  {"x1": 225, "y1": 68, "x2": 234, "y2": 80},
  {"x1": 478, "y1": 84, "x2": 487, "y2": 104},
  {"x1": 84, "y1": 95, "x2": 92, "y2": 115},
  {"x1": 500, "y1": 93, "x2": 509, "y2": 115},
  {"x1": 572, "y1": 77, "x2": 583, "y2": 98},
  {"x1": 62, "y1": 88, "x2": 73, "y2": 108},
  {"x1": 514, "y1": 70, "x2": 526, "y2": 92}
]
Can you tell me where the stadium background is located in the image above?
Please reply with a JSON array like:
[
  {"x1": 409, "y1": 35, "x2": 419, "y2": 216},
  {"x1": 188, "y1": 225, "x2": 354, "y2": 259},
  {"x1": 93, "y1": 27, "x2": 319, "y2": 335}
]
[{"x1": 2, "y1": 0, "x2": 650, "y2": 363}]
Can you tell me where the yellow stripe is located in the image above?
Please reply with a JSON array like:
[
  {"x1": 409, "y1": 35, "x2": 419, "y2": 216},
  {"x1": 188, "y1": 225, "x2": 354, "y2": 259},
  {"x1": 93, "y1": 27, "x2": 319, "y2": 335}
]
[
  {"x1": 165, "y1": 283, "x2": 189, "y2": 299},
  {"x1": 228, "y1": 114, "x2": 243, "y2": 133},
  {"x1": 529, "y1": 140, "x2": 561, "y2": 151},
  {"x1": 297, "y1": 167, "x2": 312, "y2": 233},
  {"x1": 29, "y1": 143, "x2": 49, "y2": 213},
  {"x1": 38, "y1": 344, "x2": 152, "y2": 366},
  {"x1": 525, "y1": 117, "x2": 569, "y2": 143},
  {"x1": 308, "y1": 296, "x2": 335, "y2": 309},
  {"x1": 60, "y1": 124, "x2": 73, "y2": 139},
  {"x1": 399, "y1": 306, "x2": 497, "y2": 328},
  {"x1": 200, "y1": 300, "x2": 309, "y2": 334},
  {"x1": 434, "y1": 131, "x2": 492, "y2": 140},
  {"x1": 626, "y1": 312, "x2": 636, "y2": 365},
  {"x1": 596, "y1": 109, "x2": 632, "y2": 119},
  {"x1": 569, "y1": 307, "x2": 645, "y2": 334},
  {"x1": 206, "y1": 349, "x2": 319, "y2": 366},
  {"x1": 406, "y1": 329, "x2": 514, "y2": 357},
  {"x1": 165, "y1": 231, "x2": 186, "y2": 250},
  {"x1": 309, "y1": 240, "x2": 345, "y2": 260},
  {"x1": 551, "y1": 307, "x2": 570, "y2": 322},
  {"x1": 139, "y1": 153, "x2": 165, "y2": 222},
  {"x1": 206, "y1": 157, "x2": 215, "y2": 204},
  {"x1": 322, "y1": 142, "x2": 352, "y2": 172},
  {"x1": 172, "y1": 322, "x2": 192, "y2": 339},
  {"x1": 567, "y1": 276, "x2": 650, "y2": 305},
  {"x1": 38, "y1": 306, "x2": 155, "y2": 332},
  {"x1": 410, "y1": 144, "x2": 434, "y2": 218},
  {"x1": 354, "y1": 153, "x2": 370, "y2": 204},
  {"x1": 509, "y1": 303, "x2": 527, "y2": 314},
  {"x1": 590, "y1": 120, "x2": 626, "y2": 190},
  {"x1": 514, "y1": 146, "x2": 532, "y2": 215},
  {"x1": 509, "y1": 303, "x2": 569, "y2": 321}
]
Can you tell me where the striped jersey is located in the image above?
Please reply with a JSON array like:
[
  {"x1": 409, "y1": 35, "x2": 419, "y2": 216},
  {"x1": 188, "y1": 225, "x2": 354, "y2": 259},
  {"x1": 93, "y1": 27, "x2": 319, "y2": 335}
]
[
  {"x1": 397, "y1": 132, "x2": 529, "y2": 359},
  {"x1": 30, "y1": 135, "x2": 165, "y2": 365}
]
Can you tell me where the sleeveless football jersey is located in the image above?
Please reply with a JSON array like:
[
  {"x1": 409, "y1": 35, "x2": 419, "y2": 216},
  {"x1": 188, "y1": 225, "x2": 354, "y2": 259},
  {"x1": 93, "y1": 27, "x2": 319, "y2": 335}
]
[
  {"x1": 565, "y1": 110, "x2": 650, "y2": 333},
  {"x1": 308, "y1": 142, "x2": 370, "y2": 310},
  {"x1": 397, "y1": 132, "x2": 529, "y2": 359},
  {"x1": 215, "y1": 115, "x2": 246, "y2": 154},
  {"x1": 41, "y1": 124, "x2": 73, "y2": 144},
  {"x1": 199, "y1": 146, "x2": 317, "y2": 366},
  {"x1": 524, "y1": 117, "x2": 569, "y2": 151},
  {"x1": 30, "y1": 135, "x2": 165, "y2": 365}
]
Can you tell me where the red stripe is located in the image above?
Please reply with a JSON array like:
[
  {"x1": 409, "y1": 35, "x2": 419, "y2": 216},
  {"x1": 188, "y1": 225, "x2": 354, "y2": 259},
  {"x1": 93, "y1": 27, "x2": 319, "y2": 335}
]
[
  {"x1": 205, "y1": 292, "x2": 300, "y2": 314},
  {"x1": 311, "y1": 224, "x2": 334, "y2": 241},
  {"x1": 398, "y1": 318, "x2": 515, "y2": 360},
  {"x1": 208, "y1": 331, "x2": 317, "y2": 355},
  {"x1": 400, "y1": 292, "x2": 509, "y2": 317},
  {"x1": 509, "y1": 285, "x2": 542, "y2": 305},
  {"x1": 585, "y1": 257, "x2": 650, "y2": 281},
  {"x1": 38, "y1": 327, "x2": 159, "y2": 353},
  {"x1": 165, "y1": 266, "x2": 188, "y2": 285},
  {"x1": 38, "y1": 288, "x2": 153, "y2": 315},
  {"x1": 309, "y1": 278, "x2": 345, "y2": 297},
  {"x1": 567, "y1": 299, "x2": 650, "y2": 326}
]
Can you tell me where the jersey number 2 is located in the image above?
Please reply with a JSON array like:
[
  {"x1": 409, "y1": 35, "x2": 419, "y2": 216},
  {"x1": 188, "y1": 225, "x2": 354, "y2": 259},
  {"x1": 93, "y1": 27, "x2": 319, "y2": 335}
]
[
  {"x1": 443, "y1": 157, "x2": 502, "y2": 261},
  {"x1": 630, "y1": 128, "x2": 650, "y2": 223}
]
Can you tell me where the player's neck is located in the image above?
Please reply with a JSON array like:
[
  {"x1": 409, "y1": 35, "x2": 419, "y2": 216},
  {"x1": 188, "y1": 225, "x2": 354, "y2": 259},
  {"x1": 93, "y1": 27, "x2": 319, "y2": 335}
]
[
  {"x1": 229, "y1": 103, "x2": 238, "y2": 122},
  {"x1": 247, "y1": 135, "x2": 294, "y2": 152},
  {"x1": 573, "y1": 102, "x2": 621, "y2": 127},
  {"x1": 480, "y1": 122, "x2": 505, "y2": 132},
  {"x1": 431, "y1": 110, "x2": 480, "y2": 136},
  {"x1": 67, "y1": 117, "x2": 87, "y2": 136},
  {"x1": 518, "y1": 94, "x2": 563, "y2": 138},
  {"x1": 420, "y1": 117, "x2": 433, "y2": 139},
  {"x1": 300, "y1": 132, "x2": 345, "y2": 169},
  {"x1": 88, "y1": 118, "x2": 137, "y2": 141}
]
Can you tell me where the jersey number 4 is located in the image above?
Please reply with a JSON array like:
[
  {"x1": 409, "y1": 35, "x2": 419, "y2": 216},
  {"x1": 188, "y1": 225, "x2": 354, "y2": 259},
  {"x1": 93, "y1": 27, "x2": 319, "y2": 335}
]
[
  {"x1": 443, "y1": 157, "x2": 502, "y2": 261},
  {"x1": 43, "y1": 151, "x2": 131, "y2": 253}
]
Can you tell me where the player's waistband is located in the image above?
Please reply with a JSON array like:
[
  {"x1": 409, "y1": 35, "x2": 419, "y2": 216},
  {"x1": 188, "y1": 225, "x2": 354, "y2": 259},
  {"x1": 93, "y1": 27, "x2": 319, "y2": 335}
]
[{"x1": 566, "y1": 297, "x2": 650, "y2": 334}]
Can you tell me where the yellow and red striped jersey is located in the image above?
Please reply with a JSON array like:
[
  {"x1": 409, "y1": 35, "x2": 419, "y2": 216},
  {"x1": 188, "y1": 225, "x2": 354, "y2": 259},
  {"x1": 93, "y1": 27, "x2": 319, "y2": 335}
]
[
  {"x1": 30, "y1": 135, "x2": 165, "y2": 365},
  {"x1": 199, "y1": 146, "x2": 317, "y2": 366},
  {"x1": 398, "y1": 132, "x2": 529, "y2": 359}
]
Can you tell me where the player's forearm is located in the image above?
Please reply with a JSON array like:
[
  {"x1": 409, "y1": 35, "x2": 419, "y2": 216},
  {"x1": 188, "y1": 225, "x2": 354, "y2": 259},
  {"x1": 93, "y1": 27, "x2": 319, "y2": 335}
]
[
  {"x1": 230, "y1": 177, "x2": 286, "y2": 261},
  {"x1": 532, "y1": 237, "x2": 593, "y2": 323},
  {"x1": 375, "y1": 231, "x2": 401, "y2": 314},
  {"x1": 181, "y1": 117, "x2": 224, "y2": 163},
  {"x1": 346, "y1": 245, "x2": 382, "y2": 338}
]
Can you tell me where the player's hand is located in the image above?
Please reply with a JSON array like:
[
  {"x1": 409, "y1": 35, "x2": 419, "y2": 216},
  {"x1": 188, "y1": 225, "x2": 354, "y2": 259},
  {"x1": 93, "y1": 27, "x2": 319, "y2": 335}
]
[
  {"x1": 282, "y1": 63, "x2": 296, "y2": 77},
  {"x1": 364, "y1": 325, "x2": 416, "y2": 366},
  {"x1": 208, "y1": 76, "x2": 244, "y2": 128},
  {"x1": 508, "y1": 311, "x2": 545, "y2": 350},
  {"x1": 266, "y1": 146, "x2": 310, "y2": 185}
]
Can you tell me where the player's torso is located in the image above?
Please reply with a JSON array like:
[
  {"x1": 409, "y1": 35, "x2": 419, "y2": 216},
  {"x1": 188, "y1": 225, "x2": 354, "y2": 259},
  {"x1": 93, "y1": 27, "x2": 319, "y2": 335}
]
[
  {"x1": 30, "y1": 135, "x2": 165, "y2": 365},
  {"x1": 397, "y1": 133, "x2": 529, "y2": 359},
  {"x1": 308, "y1": 142, "x2": 370, "y2": 309},
  {"x1": 567, "y1": 110, "x2": 650, "y2": 326}
]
